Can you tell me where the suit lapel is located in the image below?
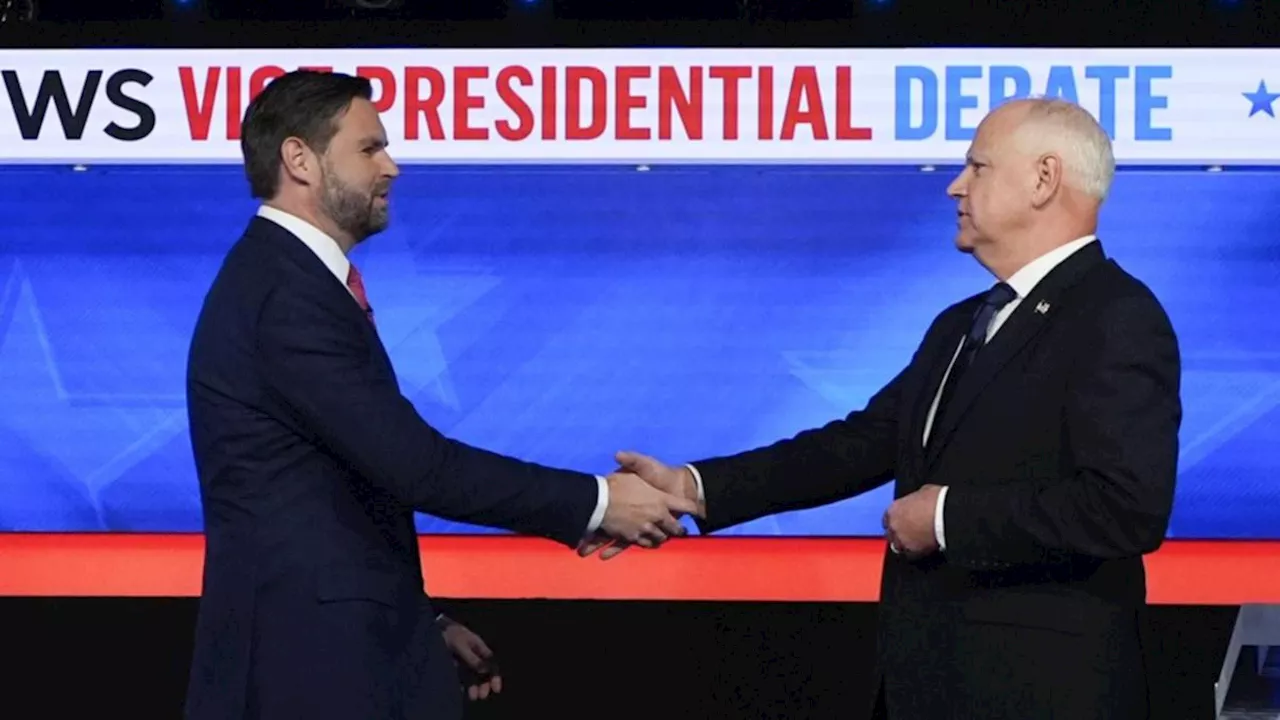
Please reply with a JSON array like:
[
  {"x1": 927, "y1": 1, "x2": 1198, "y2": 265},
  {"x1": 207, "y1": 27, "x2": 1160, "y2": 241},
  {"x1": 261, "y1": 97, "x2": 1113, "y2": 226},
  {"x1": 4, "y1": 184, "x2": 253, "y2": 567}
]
[
  {"x1": 250, "y1": 218, "x2": 395, "y2": 373},
  {"x1": 923, "y1": 241, "x2": 1107, "y2": 467},
  {"x1": 908, "y1": 308, "x2": 971, "y2": 462}
]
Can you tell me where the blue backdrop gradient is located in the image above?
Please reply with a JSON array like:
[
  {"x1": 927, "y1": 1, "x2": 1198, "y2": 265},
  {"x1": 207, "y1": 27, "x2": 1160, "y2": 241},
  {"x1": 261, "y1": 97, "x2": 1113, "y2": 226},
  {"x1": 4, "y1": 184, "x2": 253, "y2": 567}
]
[{"x1": 0, "y1": 165, "x2": 1275, "y2": 538}]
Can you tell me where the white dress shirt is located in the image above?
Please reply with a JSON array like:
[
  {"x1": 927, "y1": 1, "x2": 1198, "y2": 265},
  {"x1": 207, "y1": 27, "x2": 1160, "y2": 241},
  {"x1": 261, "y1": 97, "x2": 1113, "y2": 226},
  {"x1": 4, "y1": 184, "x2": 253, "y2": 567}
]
[
  {"x1": 255, "y1": 205, "x2": 610, "y2": 539},
  {"x1": 684, "y1": 235, "x2": 1099, "y2": 550}
]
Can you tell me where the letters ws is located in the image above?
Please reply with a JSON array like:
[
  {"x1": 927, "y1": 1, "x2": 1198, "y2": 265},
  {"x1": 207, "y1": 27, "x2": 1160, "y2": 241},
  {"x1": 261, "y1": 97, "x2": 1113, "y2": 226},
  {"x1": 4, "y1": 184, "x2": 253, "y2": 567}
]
[{"x1": 2, "y1": 69, "x2": 154, "y2": 141}]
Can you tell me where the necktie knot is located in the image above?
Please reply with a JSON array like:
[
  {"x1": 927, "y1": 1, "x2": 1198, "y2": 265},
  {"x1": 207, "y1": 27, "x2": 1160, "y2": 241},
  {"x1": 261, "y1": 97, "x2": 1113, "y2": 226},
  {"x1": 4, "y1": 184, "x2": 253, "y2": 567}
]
[
  {"x1": 346, "y1": 264, "x2": 375, "y2": 324},
  {"x1": 967, "y1": 282, "x2": 1015, "y2": 346},
  {"x1": 984, "y1": 282, "x2": 1017, "y2": 310}
]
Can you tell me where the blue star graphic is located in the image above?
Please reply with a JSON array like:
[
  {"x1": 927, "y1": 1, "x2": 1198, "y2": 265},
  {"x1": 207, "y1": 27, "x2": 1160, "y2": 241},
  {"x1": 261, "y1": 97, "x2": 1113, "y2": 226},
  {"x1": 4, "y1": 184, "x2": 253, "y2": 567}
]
[
  {"x1": 0, "y1": 260, "x2": 188, "y2": 529},
  {"x1": 1243, "y1": 80, "x2": 1279, "y2": 118}
]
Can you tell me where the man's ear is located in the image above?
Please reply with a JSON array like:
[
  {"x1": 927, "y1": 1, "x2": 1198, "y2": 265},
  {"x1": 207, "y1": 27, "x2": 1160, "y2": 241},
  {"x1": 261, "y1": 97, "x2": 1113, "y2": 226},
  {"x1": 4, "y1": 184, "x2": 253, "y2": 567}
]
[
  {"x1": 1031, "y1": 153, "x2": 1063, "y2": 208},
  {"x1": 279, "y1": 137, "x2": 318, "y2": 187}
]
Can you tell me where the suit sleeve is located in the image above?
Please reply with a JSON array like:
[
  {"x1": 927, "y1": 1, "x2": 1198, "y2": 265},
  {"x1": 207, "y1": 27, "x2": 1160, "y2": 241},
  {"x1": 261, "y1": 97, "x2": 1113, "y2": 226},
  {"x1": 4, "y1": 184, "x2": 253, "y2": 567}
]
[
  {"x1": 689, "y1": 364, "x2": 906, "y2": 534},
  {"x1": 255, "y1": 284, "x2": 598, "y2": 548},
  {"x1": 942, "y1": 293, "x2": 1181, "y2": 568}
]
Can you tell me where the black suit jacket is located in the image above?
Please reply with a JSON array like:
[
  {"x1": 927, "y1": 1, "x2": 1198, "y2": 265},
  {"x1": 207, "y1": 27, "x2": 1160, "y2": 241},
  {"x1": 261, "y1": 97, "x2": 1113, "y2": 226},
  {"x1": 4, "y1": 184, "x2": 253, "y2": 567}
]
[
  {"x1": 692, "y1": 241, "x2": 1181, "y2": 720},
  {"x1": 183, "y1": 216, "x2": 599, "y2": 720}
]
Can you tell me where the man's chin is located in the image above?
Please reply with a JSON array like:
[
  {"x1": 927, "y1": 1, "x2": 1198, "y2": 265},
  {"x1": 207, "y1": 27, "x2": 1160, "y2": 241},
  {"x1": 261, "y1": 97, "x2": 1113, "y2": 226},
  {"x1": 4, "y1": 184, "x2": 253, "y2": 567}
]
[
  {"x1": 366, "y1": 211, "x2": 390, "y2": 236},
  {"x1": 346, "y1": 220, "x2": 388, "y2": 246},
  {"x1": 954, "y1": 233, "x2": 976, "y2": 254}
]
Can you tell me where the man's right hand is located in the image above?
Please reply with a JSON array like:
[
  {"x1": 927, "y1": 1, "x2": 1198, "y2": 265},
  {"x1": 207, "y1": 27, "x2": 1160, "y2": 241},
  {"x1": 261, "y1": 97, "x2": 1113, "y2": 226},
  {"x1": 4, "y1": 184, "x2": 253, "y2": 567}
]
[
  {"x1": 615, "y1": 451, "x2": 703, "y2": 514},
  {"x1": 599, "y1": 471, "x2": 700, "y2": 548},
  {"x1": 580, "y1": 452, "x2": 705, "y2": 560}
]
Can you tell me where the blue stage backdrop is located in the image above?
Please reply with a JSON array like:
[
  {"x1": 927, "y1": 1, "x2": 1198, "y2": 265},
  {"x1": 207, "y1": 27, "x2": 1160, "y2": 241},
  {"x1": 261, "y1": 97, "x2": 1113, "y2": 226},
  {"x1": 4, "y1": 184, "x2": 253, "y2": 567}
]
[{"x1": 0, "y1": 165, "x2": 1276, "y2": 539}]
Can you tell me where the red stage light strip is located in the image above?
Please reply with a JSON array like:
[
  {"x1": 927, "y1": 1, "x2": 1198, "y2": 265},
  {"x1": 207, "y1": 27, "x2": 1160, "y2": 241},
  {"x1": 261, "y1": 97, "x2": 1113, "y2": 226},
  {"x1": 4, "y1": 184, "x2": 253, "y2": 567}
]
[{"x1": 0, "y1": 534, "x2": 1278, "y2": 604}]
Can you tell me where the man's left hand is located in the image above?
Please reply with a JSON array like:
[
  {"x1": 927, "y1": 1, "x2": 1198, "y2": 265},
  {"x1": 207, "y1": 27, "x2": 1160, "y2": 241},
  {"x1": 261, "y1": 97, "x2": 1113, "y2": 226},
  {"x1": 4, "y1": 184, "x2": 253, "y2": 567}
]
[
  {"x1": 439, "y1": 615, "x2": 502, "y2": 700},
  {"x1": 883, "y1": 484, "x2": 943, "y2": 557}
]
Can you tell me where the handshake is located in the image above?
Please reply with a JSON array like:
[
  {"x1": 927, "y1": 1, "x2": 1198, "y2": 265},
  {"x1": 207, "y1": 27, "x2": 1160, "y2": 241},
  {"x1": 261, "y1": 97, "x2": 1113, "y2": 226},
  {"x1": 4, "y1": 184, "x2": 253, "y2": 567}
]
[{"x1": 579, "y1": 451, "x2": 707, "y2": 561}]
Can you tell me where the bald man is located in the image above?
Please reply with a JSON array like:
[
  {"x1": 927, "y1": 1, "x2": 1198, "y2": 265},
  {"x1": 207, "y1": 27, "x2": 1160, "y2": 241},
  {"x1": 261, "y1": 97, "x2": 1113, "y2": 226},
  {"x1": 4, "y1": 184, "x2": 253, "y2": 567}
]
[{"x1": 602, "y1": 98, "x2": 1180, "y2": 719}]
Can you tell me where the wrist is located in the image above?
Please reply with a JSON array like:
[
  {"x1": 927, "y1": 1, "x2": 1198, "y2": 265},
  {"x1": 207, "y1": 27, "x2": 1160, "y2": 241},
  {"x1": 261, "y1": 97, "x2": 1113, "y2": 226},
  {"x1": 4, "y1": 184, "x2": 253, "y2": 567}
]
[
  {"x1": 678, "y1": 466, "x2": 696, "y2": 501},
  {"x1": 679, "y1": 466, "x2": 706, "y2": 516}
]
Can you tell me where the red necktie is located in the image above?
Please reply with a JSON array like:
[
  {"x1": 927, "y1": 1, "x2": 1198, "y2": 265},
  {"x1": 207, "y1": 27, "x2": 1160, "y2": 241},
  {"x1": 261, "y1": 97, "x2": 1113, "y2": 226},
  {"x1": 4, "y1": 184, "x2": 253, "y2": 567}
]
[{"x1": 346, "y1": 264, "x2": 375, "y2": 325}]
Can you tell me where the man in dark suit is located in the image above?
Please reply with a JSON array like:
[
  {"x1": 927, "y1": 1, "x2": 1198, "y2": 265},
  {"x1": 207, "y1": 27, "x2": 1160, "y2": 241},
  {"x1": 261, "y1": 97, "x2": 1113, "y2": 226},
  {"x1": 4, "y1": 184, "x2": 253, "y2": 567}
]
[
  {"x1": 183, "y1": 70, "x2": 699, "y2": 720},
  {"x1": 596, "y1": 98, "x2": 1181, "y2": 718}
]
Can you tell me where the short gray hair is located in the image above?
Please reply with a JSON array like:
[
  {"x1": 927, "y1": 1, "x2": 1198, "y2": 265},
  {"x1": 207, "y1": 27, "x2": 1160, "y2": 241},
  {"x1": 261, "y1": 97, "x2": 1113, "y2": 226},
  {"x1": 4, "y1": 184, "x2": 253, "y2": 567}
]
[{"x1": 1011, "y1": 97, "x2": 1116, "y2": 201}]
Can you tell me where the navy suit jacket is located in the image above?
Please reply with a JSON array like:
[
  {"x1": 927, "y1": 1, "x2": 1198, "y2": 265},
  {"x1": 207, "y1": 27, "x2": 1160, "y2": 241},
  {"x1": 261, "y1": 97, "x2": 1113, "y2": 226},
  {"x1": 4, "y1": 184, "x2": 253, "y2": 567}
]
[
  {"x1": 183, "y1": 215, "x2": 599, "y2": 720},
  {"x1": 691, "y1": 241, "x2": 1180, "y2": 719}
]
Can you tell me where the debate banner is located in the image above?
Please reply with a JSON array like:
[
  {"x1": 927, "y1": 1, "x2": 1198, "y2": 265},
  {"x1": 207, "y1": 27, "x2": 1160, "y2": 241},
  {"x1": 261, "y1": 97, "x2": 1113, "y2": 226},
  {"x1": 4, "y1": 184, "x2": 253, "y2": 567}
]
[{"x1": 0, "y1": 48, "x2": 1277, "y2": 165}]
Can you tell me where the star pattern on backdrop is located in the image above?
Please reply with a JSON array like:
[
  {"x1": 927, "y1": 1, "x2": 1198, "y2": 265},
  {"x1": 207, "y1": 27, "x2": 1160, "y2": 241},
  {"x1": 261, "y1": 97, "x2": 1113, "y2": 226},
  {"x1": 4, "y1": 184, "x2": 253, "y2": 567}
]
[
  {"x1": 0, "y1": 260, "x2": 186, "y2": 528},
  {"x1": 1243, "y1": 80, "x2": 1279, "y2": 118}
]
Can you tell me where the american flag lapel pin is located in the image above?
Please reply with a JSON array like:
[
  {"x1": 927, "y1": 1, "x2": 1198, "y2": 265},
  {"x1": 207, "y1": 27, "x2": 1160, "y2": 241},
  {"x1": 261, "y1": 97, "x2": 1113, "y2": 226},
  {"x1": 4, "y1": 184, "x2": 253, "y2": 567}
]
[{"x1": 1035, "y1": 301, "x2": 1050, "y2": 314}]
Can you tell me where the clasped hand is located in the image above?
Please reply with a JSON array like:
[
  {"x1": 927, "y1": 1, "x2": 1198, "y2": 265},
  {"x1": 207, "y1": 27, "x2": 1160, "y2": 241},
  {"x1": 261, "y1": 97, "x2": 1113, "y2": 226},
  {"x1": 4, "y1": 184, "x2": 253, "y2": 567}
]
[
  {"x1": 881, "y1": 484, "x2": 943, "y2": 557},
  {"x1": 581, "y1": 451, "x2": 704, "y2": 560}
]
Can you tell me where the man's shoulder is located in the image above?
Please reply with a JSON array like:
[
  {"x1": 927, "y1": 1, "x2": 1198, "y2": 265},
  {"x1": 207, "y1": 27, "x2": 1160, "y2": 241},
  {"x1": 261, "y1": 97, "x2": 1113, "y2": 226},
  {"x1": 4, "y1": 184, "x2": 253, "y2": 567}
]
[
  {"x1": 192, "y1": 223, "x2": 298, "y2": 338},
  {"x1": 1063, "y1": 260, "x2": 1178, "y2": 351},
  {"x1": 928, "y1": 291, "x2": 986, "y2": 330},
  {"x1": 205, "y1": 238, "x2": 274, "y2": 301},
  {"x1": 1077, "y1": 259, "x2": 1171, "y2": 320},
  {"x1": 213, "y1": 218, "x2": 314, "y2": 290}
]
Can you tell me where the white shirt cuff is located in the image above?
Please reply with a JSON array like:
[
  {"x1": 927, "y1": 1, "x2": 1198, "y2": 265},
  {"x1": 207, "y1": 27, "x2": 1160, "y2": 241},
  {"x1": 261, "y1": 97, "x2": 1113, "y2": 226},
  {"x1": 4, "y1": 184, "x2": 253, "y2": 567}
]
[
  {"x1": 584, "y1": 475, "x2": 609, "y2": 535},
  {"x1": 934, "y1": 485, "x2": 949, "y2": 551},
  {"x1": 684, "y1": 464, "x2": 706, "y2": 505}
]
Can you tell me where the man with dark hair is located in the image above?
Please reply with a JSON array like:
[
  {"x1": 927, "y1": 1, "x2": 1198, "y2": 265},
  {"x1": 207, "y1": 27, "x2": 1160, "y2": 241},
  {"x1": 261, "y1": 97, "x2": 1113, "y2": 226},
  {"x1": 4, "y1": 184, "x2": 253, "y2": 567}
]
[{"x1": 183, "y1": 70, "x2": 698, "y2": 720}]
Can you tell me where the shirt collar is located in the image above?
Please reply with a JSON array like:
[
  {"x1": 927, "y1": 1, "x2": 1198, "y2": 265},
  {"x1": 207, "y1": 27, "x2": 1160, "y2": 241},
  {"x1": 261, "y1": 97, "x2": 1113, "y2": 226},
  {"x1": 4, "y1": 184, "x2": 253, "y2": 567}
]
[
  {"x1": 256, "y1": 205, "x2": 350, "y2": 287},
  {"x1": 1004, "y1": 235, "x2": 1097, "y2": 299}
]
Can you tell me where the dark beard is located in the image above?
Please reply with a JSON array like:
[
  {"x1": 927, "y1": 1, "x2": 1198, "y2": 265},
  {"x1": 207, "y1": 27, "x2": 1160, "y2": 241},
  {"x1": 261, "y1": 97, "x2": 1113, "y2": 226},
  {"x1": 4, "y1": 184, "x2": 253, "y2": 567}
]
[{"x1": 319, "y1": 164, "x2": 388, "y2": 242}]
